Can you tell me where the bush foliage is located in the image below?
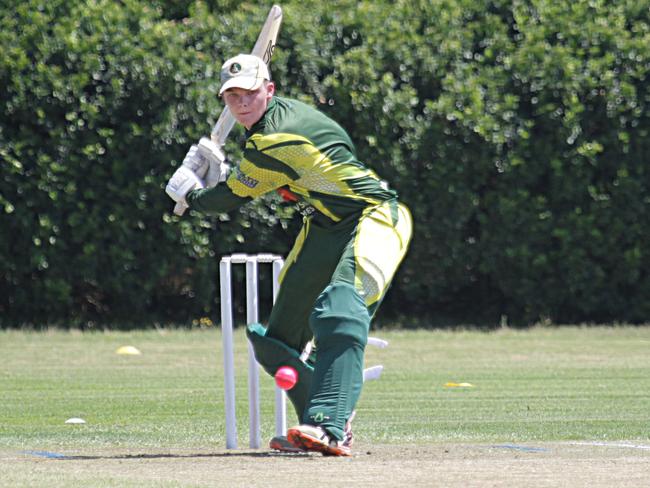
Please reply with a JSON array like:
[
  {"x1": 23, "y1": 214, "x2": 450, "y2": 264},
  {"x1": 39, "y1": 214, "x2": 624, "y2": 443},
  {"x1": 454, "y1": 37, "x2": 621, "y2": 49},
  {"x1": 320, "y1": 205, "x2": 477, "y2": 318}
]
[{"x1": 1, "y1": 0, "x2": 649, "y2": 327}]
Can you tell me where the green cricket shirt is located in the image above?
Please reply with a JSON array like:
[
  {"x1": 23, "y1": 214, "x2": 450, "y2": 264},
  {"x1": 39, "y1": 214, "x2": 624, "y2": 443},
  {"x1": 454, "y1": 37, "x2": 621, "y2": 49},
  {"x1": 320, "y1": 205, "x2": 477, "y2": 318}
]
[{"x1": 186, "y1": 96, "x2": 397, "y2": 225}]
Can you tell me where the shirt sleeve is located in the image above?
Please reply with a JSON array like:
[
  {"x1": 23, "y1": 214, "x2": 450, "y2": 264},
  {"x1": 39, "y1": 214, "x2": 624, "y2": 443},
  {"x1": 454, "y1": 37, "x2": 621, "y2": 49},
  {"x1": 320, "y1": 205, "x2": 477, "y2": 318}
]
[
  {"x1": 186, "y1": 184, "x2": 250, "y2": 214},
  {"x1": 224, "y1": 133, "x2": 304, "y2": 199},
  {"x1": 187, "y1": 132, "x2": 317, "y2": 213}
]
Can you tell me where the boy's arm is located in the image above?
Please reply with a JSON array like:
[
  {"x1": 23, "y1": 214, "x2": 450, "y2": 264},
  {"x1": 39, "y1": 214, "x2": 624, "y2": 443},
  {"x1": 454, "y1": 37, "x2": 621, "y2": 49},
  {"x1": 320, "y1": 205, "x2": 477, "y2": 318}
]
[
  {"x1": 186, "y1": 185, "x2": 251, "y2": 214},
  {"x1": 185, "y1": 132, "x2": 306, "y2": 213}
]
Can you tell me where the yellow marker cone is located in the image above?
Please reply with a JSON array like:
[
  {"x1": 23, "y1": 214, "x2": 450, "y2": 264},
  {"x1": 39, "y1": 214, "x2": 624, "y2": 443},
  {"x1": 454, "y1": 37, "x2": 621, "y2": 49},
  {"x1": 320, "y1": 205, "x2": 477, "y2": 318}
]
[{"x1": 115, "y1": 345, "x2": 142, "y2": 355}]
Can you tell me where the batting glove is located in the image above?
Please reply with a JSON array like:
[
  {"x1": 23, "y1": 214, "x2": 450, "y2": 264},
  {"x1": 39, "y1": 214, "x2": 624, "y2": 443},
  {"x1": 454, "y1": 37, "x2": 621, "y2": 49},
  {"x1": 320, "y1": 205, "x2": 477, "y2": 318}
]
[
  {"x1": 196, "y1": 137, "x2": 231, "y2": 188},
  {"x1": 166, "y1": 165, "x2": 204, "y2": 207}
]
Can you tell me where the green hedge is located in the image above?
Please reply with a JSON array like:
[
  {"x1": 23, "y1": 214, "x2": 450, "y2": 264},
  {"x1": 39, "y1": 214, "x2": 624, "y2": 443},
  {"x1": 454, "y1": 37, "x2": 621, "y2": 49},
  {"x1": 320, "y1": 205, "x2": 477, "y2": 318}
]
[{"x1": 1, "y1": 0, "x2": 648, "y2": 327}]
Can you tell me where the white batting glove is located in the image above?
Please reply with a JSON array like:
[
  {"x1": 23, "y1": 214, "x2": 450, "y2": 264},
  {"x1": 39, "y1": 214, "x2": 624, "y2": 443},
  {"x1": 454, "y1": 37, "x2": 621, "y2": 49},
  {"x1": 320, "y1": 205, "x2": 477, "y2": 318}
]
[
  {"x1": 171, "y1": 137, "x2": 231, "y2": 215},
  {"x1": 166, "y1": 166, "x2": 204, "y2": 207},
  {"x1": 197, "y1": 137, "x2": 231, "y2": 188},
  {"x1": 180, "y1": 141, "x2": 208, "y2": 178}
]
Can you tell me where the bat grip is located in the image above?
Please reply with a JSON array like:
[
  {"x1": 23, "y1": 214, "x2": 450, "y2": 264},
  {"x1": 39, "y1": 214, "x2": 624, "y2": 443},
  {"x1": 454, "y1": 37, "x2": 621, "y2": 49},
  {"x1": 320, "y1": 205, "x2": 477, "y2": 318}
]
[{"x1": 173, "y1": 201, "x2": 188, "y2": 216}]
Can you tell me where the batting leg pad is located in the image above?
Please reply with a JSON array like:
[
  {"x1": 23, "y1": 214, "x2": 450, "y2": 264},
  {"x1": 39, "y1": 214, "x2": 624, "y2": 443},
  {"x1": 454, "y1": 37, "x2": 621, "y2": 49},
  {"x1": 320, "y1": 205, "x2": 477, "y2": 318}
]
[
  {"x1": 303, "y1": 282, "x2": 370, "y2": 440},
  {"x1": 246, "y1": 323, "x2": 314, "y2": 420}
]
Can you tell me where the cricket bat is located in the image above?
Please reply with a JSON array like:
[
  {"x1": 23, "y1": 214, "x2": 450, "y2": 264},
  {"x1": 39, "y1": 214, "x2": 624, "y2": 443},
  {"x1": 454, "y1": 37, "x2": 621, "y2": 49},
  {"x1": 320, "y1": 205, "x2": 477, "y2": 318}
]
[{"x1": 174, "y1": 4, "x2": 283, "y2": 215}]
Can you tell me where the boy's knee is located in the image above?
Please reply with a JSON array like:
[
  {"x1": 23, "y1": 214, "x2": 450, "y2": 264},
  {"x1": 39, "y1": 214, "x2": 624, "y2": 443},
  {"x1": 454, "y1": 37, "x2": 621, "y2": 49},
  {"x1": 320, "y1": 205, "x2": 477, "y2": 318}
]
[
  {"x1": 246, "y1": 323, "x2": 314, "y2": 419},
  {"x1": 246, "y1": 323, "x2": 309, "y2": 375},
  {"x1": 309, "y1": 283, "x2": 369, "y2": 348}
]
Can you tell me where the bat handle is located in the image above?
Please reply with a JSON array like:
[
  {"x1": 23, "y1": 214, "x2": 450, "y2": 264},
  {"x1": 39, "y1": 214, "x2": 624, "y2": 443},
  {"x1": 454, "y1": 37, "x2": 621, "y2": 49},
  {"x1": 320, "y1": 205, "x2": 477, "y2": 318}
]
[{"x1": 173, "y1": 201, "x2": 188, "y2": 216}]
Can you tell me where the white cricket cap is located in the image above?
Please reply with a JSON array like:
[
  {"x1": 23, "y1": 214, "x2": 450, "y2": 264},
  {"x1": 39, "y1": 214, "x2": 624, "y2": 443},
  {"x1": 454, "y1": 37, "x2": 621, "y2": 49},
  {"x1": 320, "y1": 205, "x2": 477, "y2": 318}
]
[{"x1": 219, "y1": 54, "x2": 270, "y2": 95}]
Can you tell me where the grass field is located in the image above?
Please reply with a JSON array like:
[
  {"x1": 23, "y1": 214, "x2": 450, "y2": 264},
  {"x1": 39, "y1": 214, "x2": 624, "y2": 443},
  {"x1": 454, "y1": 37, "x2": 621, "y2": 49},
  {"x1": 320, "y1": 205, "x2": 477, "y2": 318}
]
[{"x1": 1, "y1": 326, "x2": 650, "y2": 487}]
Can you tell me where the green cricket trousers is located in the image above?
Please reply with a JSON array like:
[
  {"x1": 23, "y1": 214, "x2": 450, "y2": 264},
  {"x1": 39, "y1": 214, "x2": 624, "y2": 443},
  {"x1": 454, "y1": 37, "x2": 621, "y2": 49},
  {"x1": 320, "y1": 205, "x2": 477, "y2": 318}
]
[{"x1": 247, "y1": 199, "x2": 412, "y2": 440}]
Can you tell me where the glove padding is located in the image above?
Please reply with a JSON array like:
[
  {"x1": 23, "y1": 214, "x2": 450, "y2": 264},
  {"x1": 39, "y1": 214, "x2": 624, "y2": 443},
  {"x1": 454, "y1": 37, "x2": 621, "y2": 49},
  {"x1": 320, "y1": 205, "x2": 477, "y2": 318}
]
[
  {"x1": 197, "y1": 137, "x2": 230, "y2": 188},
  {"x1": 166, "y1": 165, "x2": 204, "y2": 206},
  {"x1": 171, "y1": 137, "x2": 231, "y2": 215}
]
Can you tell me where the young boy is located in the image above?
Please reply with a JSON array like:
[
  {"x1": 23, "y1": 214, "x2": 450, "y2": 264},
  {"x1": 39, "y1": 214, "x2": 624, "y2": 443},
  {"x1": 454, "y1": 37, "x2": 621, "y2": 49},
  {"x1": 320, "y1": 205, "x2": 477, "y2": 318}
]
[{"x1": 166, "y1": 54, "x2": 412, "y2": 456}]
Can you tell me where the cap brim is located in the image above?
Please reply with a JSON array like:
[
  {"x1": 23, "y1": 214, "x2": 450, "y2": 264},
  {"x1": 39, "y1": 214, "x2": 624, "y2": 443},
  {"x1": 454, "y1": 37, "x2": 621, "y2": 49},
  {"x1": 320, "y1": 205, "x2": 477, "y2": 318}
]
[{"x1": 219, "y1": 76, "x2": 265, "y2": 96}]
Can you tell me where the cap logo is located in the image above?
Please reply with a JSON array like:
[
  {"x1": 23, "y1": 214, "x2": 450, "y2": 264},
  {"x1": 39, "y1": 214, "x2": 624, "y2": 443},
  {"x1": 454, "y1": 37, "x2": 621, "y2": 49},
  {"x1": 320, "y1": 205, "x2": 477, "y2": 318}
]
[{"x1": 229, "y1": 62, "x2": 242, "y2": 74}]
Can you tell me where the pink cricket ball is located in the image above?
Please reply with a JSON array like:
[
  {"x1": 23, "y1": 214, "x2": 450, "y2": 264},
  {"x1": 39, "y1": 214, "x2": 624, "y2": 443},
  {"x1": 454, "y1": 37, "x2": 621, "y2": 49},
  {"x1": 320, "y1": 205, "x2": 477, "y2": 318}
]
[{"x1": 275, "y1": 365, "x2": 298, "y2": 390}]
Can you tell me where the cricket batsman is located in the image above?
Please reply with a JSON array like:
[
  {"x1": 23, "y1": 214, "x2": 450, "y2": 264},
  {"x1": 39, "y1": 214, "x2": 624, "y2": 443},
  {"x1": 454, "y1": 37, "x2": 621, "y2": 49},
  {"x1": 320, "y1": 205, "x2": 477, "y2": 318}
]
[{"x1": 166, "y1": 54, "x2": 412, "y2": 456}]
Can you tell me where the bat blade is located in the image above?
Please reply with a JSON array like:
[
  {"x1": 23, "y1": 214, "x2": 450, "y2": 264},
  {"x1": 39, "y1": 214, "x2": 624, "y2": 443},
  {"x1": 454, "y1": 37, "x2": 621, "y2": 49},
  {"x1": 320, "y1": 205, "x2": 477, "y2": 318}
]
[
  {"x1": 210, "y1": 107, "x2": 237, "y2": 148},
  {"x1": 250, "y1": 4, "x2": 283, "y2": 65}
]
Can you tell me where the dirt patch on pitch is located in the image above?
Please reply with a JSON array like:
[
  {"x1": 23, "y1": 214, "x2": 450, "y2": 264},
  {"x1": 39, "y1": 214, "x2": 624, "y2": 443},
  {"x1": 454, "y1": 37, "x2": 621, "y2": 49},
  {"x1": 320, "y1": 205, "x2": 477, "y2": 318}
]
[{"x1": 5, "y1": 442, "x2": 650, "y2": 487}]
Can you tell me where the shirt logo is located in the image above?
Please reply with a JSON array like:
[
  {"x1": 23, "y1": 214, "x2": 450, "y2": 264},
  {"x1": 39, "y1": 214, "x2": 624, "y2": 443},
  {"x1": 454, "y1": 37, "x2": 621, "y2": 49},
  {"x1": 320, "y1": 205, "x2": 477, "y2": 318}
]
[
  {"x1": 235, "y1": 168, "x2": 259, "y2": 188},
  {"x1": 311, "y1": 412, "x2": 328, "y2": 423},
  {"x1": 296, "y1": 200, "x2": 315, "y2": 217}
]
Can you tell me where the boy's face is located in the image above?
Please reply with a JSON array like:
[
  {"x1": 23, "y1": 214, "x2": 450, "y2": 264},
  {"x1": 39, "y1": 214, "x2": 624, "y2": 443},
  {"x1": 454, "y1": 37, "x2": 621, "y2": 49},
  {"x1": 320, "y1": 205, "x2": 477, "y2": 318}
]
[{"x1": 222, "y1": 81, "x2": 275, "y2": 129}]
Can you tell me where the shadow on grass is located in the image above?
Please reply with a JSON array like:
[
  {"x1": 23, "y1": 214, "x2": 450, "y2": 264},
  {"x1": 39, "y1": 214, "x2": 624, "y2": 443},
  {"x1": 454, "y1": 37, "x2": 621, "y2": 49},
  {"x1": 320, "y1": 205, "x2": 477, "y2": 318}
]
[{"x1": 23, "y1": 450, "x2": 310, "y2": 460}]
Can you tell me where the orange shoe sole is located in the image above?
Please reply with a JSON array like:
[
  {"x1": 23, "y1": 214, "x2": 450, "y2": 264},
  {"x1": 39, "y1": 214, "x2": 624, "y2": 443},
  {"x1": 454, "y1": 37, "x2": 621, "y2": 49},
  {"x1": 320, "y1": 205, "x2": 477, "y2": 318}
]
[
  {"x1": 269, "y1": 436, "x2": 305, "y2": 453},
  {"x1": 287, "y1": 428, "x2": 351, "y2": 457}
]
